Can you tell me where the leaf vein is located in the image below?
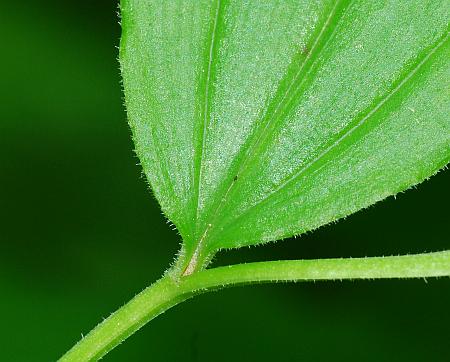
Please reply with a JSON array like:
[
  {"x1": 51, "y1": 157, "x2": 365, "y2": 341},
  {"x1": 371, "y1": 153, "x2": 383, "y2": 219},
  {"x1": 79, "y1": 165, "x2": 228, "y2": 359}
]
[
  {"x1": 197, "y1": 0, "x2": 352, "y2": 249},
  {"x1": 185, "y1": 0, "x2": 223, "y2": 274},
  {"x1": 227, "y1": 30, "x2": 450, "y2": 229}
]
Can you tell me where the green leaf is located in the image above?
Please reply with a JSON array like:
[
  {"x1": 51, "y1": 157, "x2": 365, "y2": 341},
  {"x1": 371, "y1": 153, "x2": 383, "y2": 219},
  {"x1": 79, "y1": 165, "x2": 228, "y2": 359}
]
[{"x1": 120, "y1": 0, "x2": 450, "y2": 273}]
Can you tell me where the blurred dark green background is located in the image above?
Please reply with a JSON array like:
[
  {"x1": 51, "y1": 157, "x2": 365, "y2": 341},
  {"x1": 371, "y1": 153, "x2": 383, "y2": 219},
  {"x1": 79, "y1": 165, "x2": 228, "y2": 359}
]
[{"x1": 1, "y1": 1, "x2": 449, "y2": 361}]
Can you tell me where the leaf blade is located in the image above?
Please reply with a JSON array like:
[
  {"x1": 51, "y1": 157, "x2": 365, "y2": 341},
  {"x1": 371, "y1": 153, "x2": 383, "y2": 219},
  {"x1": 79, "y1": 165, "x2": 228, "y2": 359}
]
[{"x1": 120, "y1": 0, "x2": 450, "y2": 262}]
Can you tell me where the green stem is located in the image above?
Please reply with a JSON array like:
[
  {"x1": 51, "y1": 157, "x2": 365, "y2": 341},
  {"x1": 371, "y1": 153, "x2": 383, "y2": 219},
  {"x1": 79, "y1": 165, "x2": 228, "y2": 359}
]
[{"x1": 60, "y1": 250, "x2": 450, "y2": 361}]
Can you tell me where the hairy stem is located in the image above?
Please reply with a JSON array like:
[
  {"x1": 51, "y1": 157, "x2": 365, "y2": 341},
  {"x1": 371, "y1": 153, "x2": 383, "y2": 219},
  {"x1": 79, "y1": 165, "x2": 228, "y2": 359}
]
[{"x1": 60, "y1": 250, "x2": 450, "y2": 361}]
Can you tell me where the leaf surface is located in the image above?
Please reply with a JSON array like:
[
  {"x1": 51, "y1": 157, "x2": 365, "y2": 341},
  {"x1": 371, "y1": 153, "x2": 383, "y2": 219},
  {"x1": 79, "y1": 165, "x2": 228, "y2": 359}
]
[{"x1": 120, "y1": 0, "x2": 450, "y2": 270}]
